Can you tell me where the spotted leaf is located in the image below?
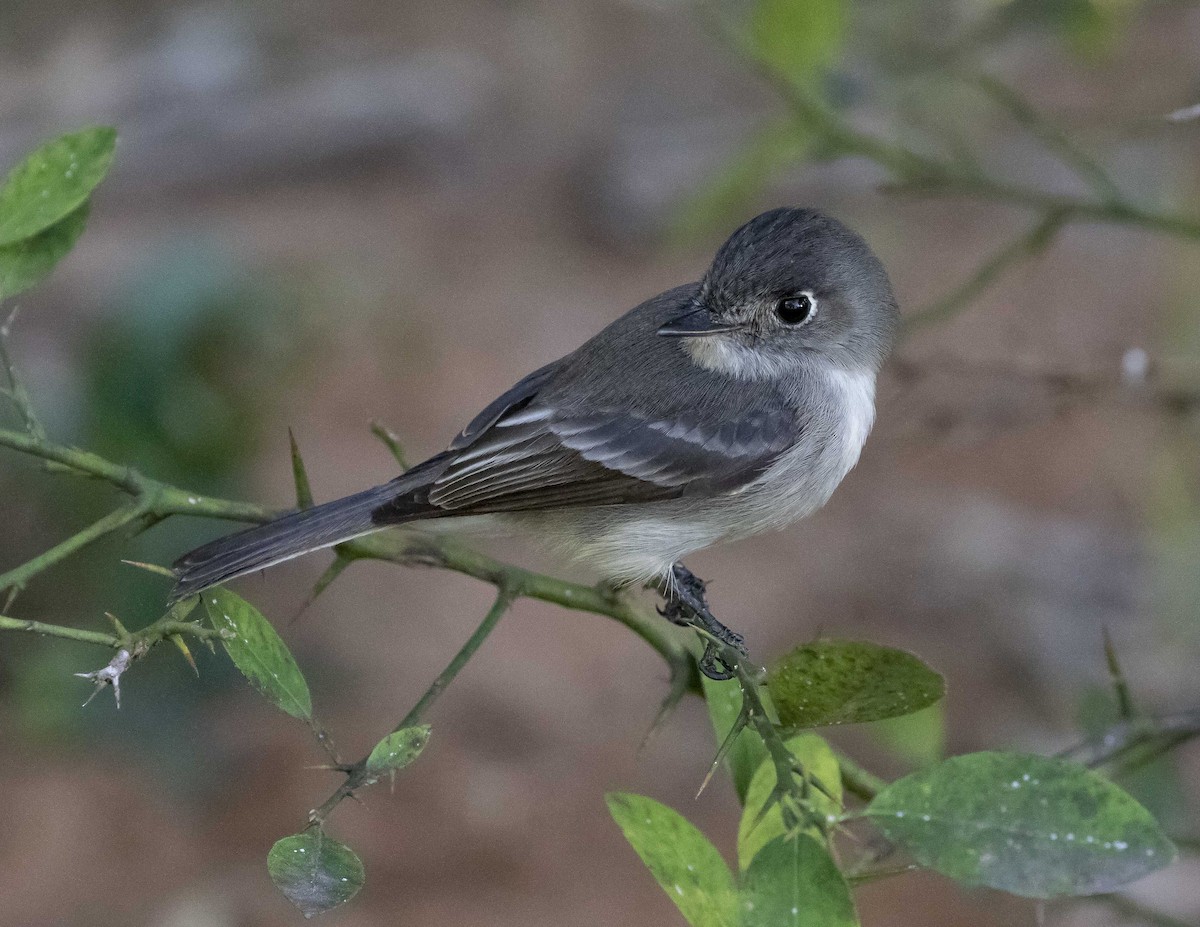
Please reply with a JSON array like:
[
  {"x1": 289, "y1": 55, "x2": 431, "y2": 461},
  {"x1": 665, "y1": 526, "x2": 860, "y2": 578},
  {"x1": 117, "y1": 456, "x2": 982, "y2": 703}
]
[
  {"x1": 0, "y1": 127, "x2": 116, "y2": 246},
  {"x1": 607, "y1": 792, "x2": 738, "y2": 927},
  {"x1": 865, "y1": 751, "x2": 1176, "y2": 898},
  {"x1": 739, "y1": 835, "x2": 858, "y2": 927},
  {"x1": 268, "y1": 829, "x2": 364, "y2": 917},
  {"x1": 767, "y1": 639, "x2": 944, "y2": 729},
  {"x1": 204, "y1": 587, "x2": 312, "y2": 720}
]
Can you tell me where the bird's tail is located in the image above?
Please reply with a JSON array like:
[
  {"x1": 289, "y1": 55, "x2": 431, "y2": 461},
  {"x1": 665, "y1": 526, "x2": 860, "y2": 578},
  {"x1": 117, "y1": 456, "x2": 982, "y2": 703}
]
[{"x1": 170, "y1": 483, "x2": 401, "y2": 604}]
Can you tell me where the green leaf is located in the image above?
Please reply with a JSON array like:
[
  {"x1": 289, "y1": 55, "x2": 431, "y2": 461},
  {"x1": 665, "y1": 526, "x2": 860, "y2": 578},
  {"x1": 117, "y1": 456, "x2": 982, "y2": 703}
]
[
  {"x1": 865, "y1": 752, "x2": 1176, "y2": 898},
  {"x1": 365, "y1": 724, "x2": 431, "y2": 779},
  {"x1": 738, "y1": 734, "x2": 841, "y2": 871},
  {"x1": 767, "y1": 640, "x2": 945, "y2": 729},
  {"x1": 739, "y1": 835, "x2": 859, "y2": 927},
  {"x1": 0, "y1": 203, "x2": 89, "y2": 300},
  {"x1": 750, "y1": 0, "x2": 846, "y2": 89},
  {"x1": 701, "y1": 673, "x2": 768, "y2": 804},
  {"x1": 268, "y1": 829, "x2": 364, "y2": 918},
  {"x1": 606, "y1": 792, "x2": 738, "y2": 927},
  {"x1": 0, "y1": 127, "x2": 116, "y2": 246},
  {"x1": 204, "y1": 587, "x2": 312, "y2": 720},
  {"x1": 868, "y1": 702, "x2": 946, "y2": 768}
]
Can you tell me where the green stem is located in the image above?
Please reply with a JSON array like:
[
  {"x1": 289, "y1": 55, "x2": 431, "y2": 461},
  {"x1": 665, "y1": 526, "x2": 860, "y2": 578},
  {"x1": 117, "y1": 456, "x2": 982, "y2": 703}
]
[
  {"x1": 310, "y1": 584, "x2": 518, "y2": 824},
  {"x1": 0, "y1": 614, "x2": 119, "y2": 647},
  {"x1": 0, "y1": 503, "x2": 148, "y2": 594},
  {"x1": 901, "y1": 210, "x2": 1067, "y2": 334},
  {"x1": 700, "y1": 632, "x2": 826, "y2": 829},
  {"x1": 395, "y1": 584, "x2": 517, "y2": 731},
  {"x1": 834, "y1": 750, "x2": 889, "y2": 802},
  {"x1": 973, "y1": 75, "x2": 1124, "y2": 205},
  {"x1": 342, "y1": 531, "x2": 693, "y2": 676},
  {"x1": 0, "y1": 426, "x2": 276, "y2": 523}
]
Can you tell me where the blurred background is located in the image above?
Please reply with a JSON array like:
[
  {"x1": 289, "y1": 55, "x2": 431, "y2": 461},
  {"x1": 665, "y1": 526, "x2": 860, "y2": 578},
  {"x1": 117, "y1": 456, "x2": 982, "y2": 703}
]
[{"x1": 2, "y1": 0, "x2": 1199, "y2": 924}]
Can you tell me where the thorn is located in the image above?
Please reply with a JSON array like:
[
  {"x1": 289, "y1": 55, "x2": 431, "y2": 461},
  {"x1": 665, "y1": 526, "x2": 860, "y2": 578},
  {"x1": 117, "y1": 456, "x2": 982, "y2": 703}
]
[
  {"x1": 370, "y1": 420, "x2": 409, "y2": 471},
  {"x1": 696, "y1": 704, "x2": 750, "y2": 800},
  {"x1": 3, "y1": 583, "x2": 21, "y2": 612},
  {"x1": 288, "y1": 428, "x2": 315, "y2": 509},
  {"x1": 1102, "y1": 627, "x2": 1136, "y2": 720},
  {"x1": 751, "y1": 784, "x2": 787, "y2": 831},
  {"x1": 802, "y1": 768, "x2": 839, "y2": 805},
  {"x1": 638, "y1": 660, "x2": 691, "y2": 754},
  {"x1": 169, "y1": 634, "x2": 198, "y2": 675},
  {"x1": 290, "y1": 554, "x2": 353, "y2": 625},
  {"x1": 104, "y1": 612, "x2": 130, "y2": 638},
  {"x1": 119, "y1": 559, "x2": 176, "y2": 579}
]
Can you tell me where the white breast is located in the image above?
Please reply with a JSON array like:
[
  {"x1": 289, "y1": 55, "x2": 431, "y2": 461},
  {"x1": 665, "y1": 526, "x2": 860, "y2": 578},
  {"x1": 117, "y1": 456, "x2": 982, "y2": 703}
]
[
  {"x1": 730, "y1": 365, "x2": 877, "y2": 535},
  {"x1": 824, "y1": 366, "x2": 877, "y2": 476}
]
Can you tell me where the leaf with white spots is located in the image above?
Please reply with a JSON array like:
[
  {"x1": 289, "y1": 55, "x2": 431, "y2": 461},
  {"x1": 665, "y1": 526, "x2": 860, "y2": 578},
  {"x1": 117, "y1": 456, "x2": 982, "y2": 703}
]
[
  {"x1": 0, "y1": 202, "x2": 89, "y2": 300},
  {"x1": 767, "y1": 640, "x2": 945, "y2": 729},
  {"x1": 606, "y1": 792, "x2": 738, "y2": 927},
  {"x1": 739, "y1": 835, "x2": 859, "y2": 927},
  {"x1": 738, "y1": 734, "x2": 841, "y2": 871},
  {"x1": 204, "y1": 587, "x2": 312, "y2": 720},
  {"x1": 701, "y1": 673, "x2": 768, "y2": 804},
  {"x1": 268, "y1": 829, "x2": 364, "y2": 917},
  {"x1": 364, "y1": 725, "x2": 430, "y2": 781},
  {"x1": 865, "y1": 752, "x2": 1176, "y2": 898},
  {"x1": 0, "y1": 127, "x2": 116, "y2": 246}
]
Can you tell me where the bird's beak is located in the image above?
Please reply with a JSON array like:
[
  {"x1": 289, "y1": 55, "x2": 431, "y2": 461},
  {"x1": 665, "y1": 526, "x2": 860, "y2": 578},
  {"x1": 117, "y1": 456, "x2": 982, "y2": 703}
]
[{"x1": 657, "y1": 305, "x2": 744, "y2": 338}]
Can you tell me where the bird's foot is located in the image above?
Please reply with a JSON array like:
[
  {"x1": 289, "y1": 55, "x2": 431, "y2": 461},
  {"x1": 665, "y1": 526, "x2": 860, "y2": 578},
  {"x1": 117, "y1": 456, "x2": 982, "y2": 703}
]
[{"x1": 658, "y1": 563, "x2": 749, "y2": 681}]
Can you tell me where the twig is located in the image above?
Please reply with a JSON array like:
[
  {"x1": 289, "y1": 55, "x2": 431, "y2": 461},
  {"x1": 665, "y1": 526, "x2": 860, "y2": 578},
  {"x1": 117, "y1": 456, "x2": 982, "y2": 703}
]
[
  {"x1": 974, "y1": 75, "x2": 1123, "y2": 204},
  {"x1": 0, "y1": 426, "x2": 276, "y2": 520},
  {"x1": 338, "y1": 530, "x2": 692, "y2": 673},
  {"x1": 901, "y1": 210, "x2": 1068, "y2": 334},
  {"x1": 834, "y1": 750, "x2": 888, "y2": 803},
  {"x1": 0, "y1": 309, "x2": 46, "y2": 440},
  {"x1": 1057, "y1": 709, "x2": 1200, "y2": 769},
  {"x1": 0, "y1": 502, "x2": 149, "y2": 595},
  {"x1": 309, "y1": 584, "x2": 517, "y2": 823},
  {"x1": 699, "y1": 631, "x2": 833, "y2": 832},
  {"x1": 0, "y1": 613, "x2": 120, "y2": 647},
  {"x1": 702, "y1": 11, "x2": 1200, "y2": 343}
]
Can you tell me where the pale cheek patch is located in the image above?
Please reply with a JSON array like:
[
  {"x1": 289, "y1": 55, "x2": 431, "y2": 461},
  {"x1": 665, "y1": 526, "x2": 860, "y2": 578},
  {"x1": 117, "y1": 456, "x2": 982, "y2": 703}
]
[{"x1": 683, "y1": 336, "x2": 791, "y2": 381}]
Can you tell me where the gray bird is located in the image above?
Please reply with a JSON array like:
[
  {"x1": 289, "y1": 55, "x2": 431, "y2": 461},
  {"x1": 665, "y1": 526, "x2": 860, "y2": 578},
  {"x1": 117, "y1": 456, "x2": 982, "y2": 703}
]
[{"x1": 172, "y1": 207, "x2": 899, "y2": 678}]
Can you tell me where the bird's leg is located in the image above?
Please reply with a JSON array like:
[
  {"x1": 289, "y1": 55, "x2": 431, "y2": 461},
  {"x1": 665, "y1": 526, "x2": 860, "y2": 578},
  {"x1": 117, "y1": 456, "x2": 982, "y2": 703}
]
[{"x1": 659, "y1": 563, "x2": 749, "y2": 681}]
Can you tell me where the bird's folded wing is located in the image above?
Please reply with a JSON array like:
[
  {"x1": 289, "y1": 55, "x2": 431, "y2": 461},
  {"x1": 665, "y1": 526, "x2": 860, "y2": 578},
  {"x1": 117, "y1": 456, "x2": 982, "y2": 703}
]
[{"x1": 425, "y1": 394, "x2": 798, "y2": 514}]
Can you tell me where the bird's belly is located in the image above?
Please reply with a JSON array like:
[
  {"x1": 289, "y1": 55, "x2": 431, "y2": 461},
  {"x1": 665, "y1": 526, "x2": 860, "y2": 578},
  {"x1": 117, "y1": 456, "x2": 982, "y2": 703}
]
[{"x1": 515, "y1": 507, "x2": 727, "y2": 585}]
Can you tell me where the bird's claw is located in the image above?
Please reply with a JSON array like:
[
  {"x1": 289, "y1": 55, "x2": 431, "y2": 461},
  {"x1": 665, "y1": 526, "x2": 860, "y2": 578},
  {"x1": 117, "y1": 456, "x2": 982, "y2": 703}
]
[{"x1": 662, "y1": 563, "x2": 749, "y2": 681}]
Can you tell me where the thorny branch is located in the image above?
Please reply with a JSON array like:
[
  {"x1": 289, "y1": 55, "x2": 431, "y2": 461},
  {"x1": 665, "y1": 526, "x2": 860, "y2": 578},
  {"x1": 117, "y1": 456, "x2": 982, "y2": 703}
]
[
  {"x1": 3, "y1": 34, "x2": 1200, "y2": 865},
  {"x1": 309, "y1": 584, "x2": 517, "y2": 824},
  {"x1": 0, "y1": 313, "x2": 696, "y2": 721}
]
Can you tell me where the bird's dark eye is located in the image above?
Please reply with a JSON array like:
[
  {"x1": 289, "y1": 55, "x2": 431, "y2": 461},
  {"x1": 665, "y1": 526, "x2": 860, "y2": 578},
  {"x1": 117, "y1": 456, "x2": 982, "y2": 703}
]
[{"x1": 774, "y1": 292, "x2": 817, "y2": 326}]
